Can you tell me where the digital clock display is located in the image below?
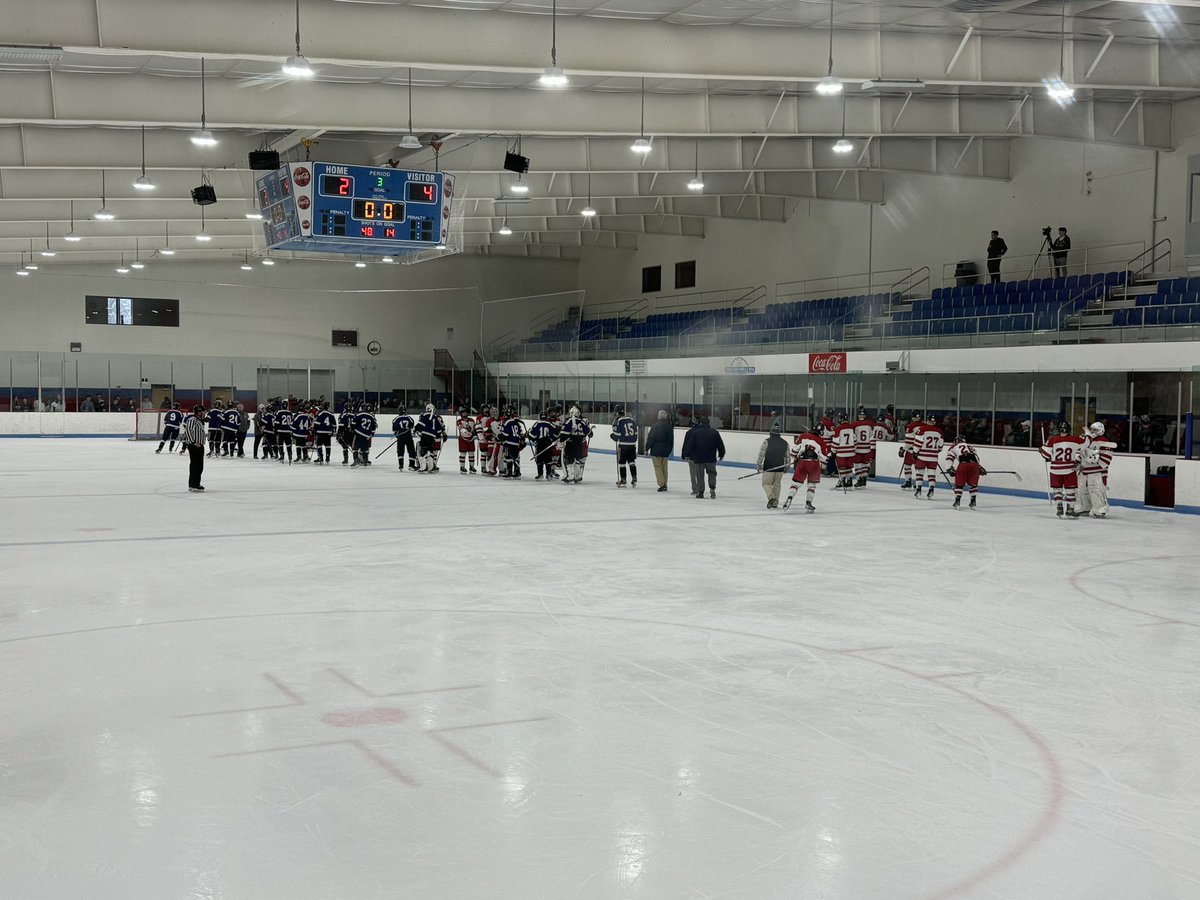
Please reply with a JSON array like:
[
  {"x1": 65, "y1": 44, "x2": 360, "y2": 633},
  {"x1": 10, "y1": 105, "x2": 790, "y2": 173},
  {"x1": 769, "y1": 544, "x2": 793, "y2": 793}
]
[
  {"x1": 320, "y1": 174, "x2": 354, "y2": 197},
  {"x1": 351, "y1": 199, "x2": 406, "y2": 222},
  {"x1": 406, "y1": 182, "x2": 439, "y2": 204}
]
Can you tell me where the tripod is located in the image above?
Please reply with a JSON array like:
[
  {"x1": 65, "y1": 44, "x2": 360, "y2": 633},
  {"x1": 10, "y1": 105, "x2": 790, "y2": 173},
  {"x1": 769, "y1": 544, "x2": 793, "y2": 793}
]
[{"x1": 1027, "y1": 233, "x2": 1053, "y2": 280}]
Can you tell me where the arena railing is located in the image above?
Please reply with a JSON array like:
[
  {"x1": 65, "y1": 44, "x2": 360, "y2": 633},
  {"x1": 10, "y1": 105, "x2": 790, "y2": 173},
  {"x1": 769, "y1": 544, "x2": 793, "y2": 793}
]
[
  {"x1": 940, "y1": 240, "x2": 1147, "y2": 289},
  {"x1": 776, "y1": 267, "x2": 915, "y2": 303}
]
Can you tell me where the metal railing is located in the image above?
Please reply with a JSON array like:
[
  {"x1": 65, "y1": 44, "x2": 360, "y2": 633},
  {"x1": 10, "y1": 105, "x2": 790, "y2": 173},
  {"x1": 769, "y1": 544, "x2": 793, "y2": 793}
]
[
  {"x1": 940, "y1": 240, "x2": 1146, "y2": 289},
  {"x1": 777, "y1": 267, "x2": 914, "y2": 303},
  {"x1": 1128, "y1": 238, "x2": 1172, "y2": 283},
  {"x1": 891, "y1": 266, "x2": 930, "y2": 299}
]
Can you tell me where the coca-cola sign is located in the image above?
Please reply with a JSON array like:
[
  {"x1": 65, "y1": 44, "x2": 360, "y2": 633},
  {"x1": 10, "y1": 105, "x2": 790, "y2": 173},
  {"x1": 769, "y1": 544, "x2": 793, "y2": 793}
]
[{"x1": 809, "y1": 352, "x2": 847, "y2": 374}]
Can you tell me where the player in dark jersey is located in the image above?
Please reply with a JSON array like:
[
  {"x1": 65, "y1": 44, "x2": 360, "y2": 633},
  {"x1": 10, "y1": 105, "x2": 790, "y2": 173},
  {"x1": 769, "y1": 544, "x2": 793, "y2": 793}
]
[
  {"x1": 156, "y1": 403, "x2": 183, "y2": 453},
  {"x1": 610, "y1": 404, "x2": 639, "y2": 487},
  {"x1": 313, "y1": 402, "x2": 336, "y2": 465}
]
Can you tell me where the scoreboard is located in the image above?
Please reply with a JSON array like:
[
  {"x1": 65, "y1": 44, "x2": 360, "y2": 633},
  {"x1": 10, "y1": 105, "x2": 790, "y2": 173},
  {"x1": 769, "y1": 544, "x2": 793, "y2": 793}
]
[{"x1": 255, "y1": 162, "x2": 456, "y2": 258}]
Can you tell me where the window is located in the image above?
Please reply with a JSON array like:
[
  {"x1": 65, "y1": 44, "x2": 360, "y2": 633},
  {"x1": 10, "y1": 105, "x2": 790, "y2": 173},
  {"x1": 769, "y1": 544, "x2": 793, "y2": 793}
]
[
  {"x1": 85, "y1": 295, "x2": 179, "y2": 327},
  {"x1": 675, "y1": 260, "x2": 697, "y2": 290},
  {"x1": 642, "y1": 265, "x2": 661, "y2": 293},
  {"x1": 332, "y1": 329, "x2": 359, "y2": 348}
]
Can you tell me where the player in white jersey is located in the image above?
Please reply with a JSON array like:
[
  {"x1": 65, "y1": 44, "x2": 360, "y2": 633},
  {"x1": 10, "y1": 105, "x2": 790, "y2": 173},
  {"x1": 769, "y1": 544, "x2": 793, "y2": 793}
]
[
  {"x1": 1076, "y1": 422, "x2": 1116, "y2": 518},
  {"x1": 943, "y1": 437, "x2": 985, "y2": 509},
  {"x1": 912, "y1": 417, "x2": 944, "y2": 499}
]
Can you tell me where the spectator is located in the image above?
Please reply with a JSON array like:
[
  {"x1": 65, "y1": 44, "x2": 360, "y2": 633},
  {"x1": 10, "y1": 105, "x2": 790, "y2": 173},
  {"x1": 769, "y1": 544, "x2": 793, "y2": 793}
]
[
  {"x1": 681, "y1": 414, "x2": 726, "y2": 500},
  {"x1": 49, "y1": 396, "x2": 63, "y2": 412},
  {"x1": 1004, "y1": 420, "x2": 1030, "y2": 447},
  {"x1": 646, "y1": 409, "x2": 674, "y2": 492},
  {"x1": 756, "y1": 423, "x2": 791, "y2": 509},
  {"x1": 986, "y1": 230, "x2": 1008, "y2": 284},
  {"x1": 80, "y1": 396, "x2": 95, "y2": 412}
]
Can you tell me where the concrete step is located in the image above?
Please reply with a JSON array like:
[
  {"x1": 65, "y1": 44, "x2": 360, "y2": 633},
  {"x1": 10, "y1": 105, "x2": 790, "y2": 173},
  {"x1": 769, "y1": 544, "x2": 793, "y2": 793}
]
[{"x1": 1113, "y1": 284, "x2": 1158, "y2": 298}]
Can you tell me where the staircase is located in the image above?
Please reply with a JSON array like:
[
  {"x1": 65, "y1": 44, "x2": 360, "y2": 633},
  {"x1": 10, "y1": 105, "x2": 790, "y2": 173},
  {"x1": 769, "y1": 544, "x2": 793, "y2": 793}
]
[
  {"x1": 1063, "y1": 239, "x2": 1172, "y2": 332},
  {"x1": 842, "y1": 267, "x2": 929, "y2": 341}
]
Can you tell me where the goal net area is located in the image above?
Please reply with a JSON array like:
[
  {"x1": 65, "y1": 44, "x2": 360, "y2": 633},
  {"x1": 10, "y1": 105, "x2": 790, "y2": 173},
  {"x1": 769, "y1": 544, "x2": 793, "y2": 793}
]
[{"x1": 131, "y1": 410, "x2": 167, "y2": 441}]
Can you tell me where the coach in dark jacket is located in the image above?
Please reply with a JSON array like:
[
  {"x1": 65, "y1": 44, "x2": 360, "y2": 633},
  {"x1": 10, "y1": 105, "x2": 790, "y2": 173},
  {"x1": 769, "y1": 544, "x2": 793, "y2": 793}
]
[
  {"x1": 681, "y1": 415, "x2": 726, "y2": 499},
  {"x1": 646, "y1": 409, "x2": 675, "y2": 492}
]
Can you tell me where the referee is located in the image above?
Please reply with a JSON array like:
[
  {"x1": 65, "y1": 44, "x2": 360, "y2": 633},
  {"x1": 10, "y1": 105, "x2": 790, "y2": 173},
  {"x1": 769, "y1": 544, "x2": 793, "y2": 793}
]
[{"x1": 182, "y1": 405, "x2": 207, "y2": 492}]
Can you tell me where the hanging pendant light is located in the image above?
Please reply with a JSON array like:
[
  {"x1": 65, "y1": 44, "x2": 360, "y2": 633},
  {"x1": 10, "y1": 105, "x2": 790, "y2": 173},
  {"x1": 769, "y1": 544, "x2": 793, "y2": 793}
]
[
  {"x1": 538, "y1": 0, "x2": 569, "y2": 87},
  {"x1": 94, "y1": 171, "x2": 115, "y2": 220},
  {"x1": 24, "y1": 241, "x2": 38, "y2": 269},
  {"x1": 816, "y1": 0, "x2": 843, "y2": 95},
  {"x1": 240, "y1": 252, "x2": 253, "y2": 271},
  {"x1": 399, "y1": 67, "x2": 421, "y2": 149},
  {"x1": 191, "y1": 58, "x2": 219, "y2": 146},
  {"x1": 131, "y1": 238, "x2": 146, "y2": 269},
  {"x1": 40, "y1": 223, "x2": 56, "y2": 256},
  {"x1": 64, "y1": 201, "x2": 83, "y2": 242},
  {"x1": 159, "y1": 221, "x2": 176, "y2": 255},
  {"x1": 688, "y1": 140, "x2": 705, "y2": 190},
  {"x1": 833, "y1": 92, "x2": 854, "y2": 154},
  {"x1": 581, "y1": 171, "x2": 596, "y2": 217},
  {"x1": 282, "y1": 0, "x2": 315, "y2": 78},
  {"x1": 498, "y1": 203, "x2": 513, "y2": 235},
  {"x1": 16, "y1": 253, "x2": 32, "y2": 276},
  {"x1": 1044, "y1": 0, "x2": 1075, "y2": 104},
  {"x1": 133, "y1": 125, "x2": 155, "y2": 190},
  {"x1": 115, "y1": 253, "x2": 131, "y2": 275},
  {"x1": 631, "y1": 77, "x2": 652, "y2": 154},
  {"x1": 195, "y1": 206, "x2": 212, "y2": 241}
]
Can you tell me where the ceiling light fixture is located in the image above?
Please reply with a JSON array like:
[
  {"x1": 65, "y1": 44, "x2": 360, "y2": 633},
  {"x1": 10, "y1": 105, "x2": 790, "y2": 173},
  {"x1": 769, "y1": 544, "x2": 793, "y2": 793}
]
[
  {"x1": 94, "y1": 171, "x2": 115, "y2": 220},
  {"x1": 688, "y1": 140, "x2": 704, "y2": 191},
  {"x1": 355, "y1": 259, "x2": 367, "y2": 268},
  {"x1": 190, "y1": 58, "x2": 219, "y2": 146},
  {"x1": 64, "y1": 200, "x2": 83, "y2": 242},
  {"x1": 631, "y1": 77, "x2": 653, "y2": 154},
  {"x1": 581, "y1": 171, "x2": 596, "y2": 217},
  {"x1": 399, "y1": 67, "x2": 421, "y2": 150},
  {"x1": 195, "y1": 206, "x2": 212, "y2": 242},
  {"x1": 24, "y1": 243, "x2": 38, "y2": 269},
  {"x1": 435, "y1": 241, "x2": 447, "y2": 250},
  {"x1": 816, "y1": 0, "x2": 843, "y2": 96},
  {"x1": 130, "y1": 238, "x2": 146, "y2": 269},
  {"x1": 282, "y1": 0, "x2": 315, "y2": 78},
  {"x1": 261, "y1": 257, "x2": 275, "y2": 266},
  {"x1": 133, "y1": 125, "x2": 156, "y2": 190},
  {"x1": 159, "y1": 221, "x2": 176, "y2": 255},
  {"x1": 833, "y1": 92, "x2": 854, "y2": 154},
  {"x1": 115, "y1": 253, "x2": 130, "y2": 275},
  {"x1": 509, "y1": 175, "x2": 530, "y2": 194},
  {"x1": 40, "y1": 223, "x2": 56, "y2": 256},
  {"x1": 498, "y1": 202, "x2": 513, "y2": 235},
  {"x1": 240, "y1": 252, "x2": 253, "y2": 271},
  {"x1": 538, "y1": 0, "x2": 569, "y2": 87},
  {"x1": 381, "y1": 255, "x2": 394, "y2": 263},
  {"x1": 1046, "y1": 0, "x2": 1076, "y2": 104},
  {"x1": 245, "y1": 211, "x2": 264, "y2": 220},
  {"x1": 15, "y1": 253, "x2": 31, "y2": 276}
]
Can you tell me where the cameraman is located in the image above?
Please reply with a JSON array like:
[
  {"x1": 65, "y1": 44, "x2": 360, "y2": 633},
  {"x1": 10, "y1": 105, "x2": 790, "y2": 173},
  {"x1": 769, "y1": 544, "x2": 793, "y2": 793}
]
[
  {"x1": 986, "y1": 230, "x2": 1008, "y2": 284},
  {"x1": 1050, "y1": 227, "x2": 1071, "y2": 278}
]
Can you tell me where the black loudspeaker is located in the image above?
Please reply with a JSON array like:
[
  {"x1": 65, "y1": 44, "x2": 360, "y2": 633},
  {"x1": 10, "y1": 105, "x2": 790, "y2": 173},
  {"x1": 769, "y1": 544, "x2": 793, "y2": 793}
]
[
  {"x1": 503, "y1": 152, "x2": 530, "y2": 174},
  {"x1": 249, "y1": 150, "x2": 281, "y2": 170},
  {"x1": 190, "y1": 184, "x2": 217, "y2": 205}
]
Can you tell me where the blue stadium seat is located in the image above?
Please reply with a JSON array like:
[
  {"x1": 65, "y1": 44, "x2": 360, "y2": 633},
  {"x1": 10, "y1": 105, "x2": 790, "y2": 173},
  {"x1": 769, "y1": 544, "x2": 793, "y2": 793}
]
[{"x1": 1165, "y1": 292, "x2": 1183, "y2": 305}]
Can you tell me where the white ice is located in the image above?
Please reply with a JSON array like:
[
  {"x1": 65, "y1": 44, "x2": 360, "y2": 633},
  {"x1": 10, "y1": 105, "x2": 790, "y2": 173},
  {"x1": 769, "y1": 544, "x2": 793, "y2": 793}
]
[{"x1": 1, "y1": 438, "x2": 1198, "y2": 900}]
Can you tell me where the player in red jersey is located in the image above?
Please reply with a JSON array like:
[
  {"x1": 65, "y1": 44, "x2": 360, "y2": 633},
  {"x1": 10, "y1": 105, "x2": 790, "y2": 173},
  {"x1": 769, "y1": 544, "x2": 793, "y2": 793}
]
[
  {"x1": 456, "y1": 407, "x2": 477, "y2": 474},
  {"x1": 1076, "y1": 421, "x2": 1115, "y2": 518},
  {"x1": 474, "y1": 407, "x2": 491, "y2": 474},
  {"x1": 912, "y1": 415, "x2": 944, "y2": 499},
  {"x1": 944, "y1": 437, "x2": 986, "y2": 509},
  {"x1": 783, "y1": 430, "x2": 830, "y2": 513},
  {"x1": 900, "y1": 412, "x2": 923, "y2": 489},
  {"x1": 830, "y1": 413, "x2": 858, "y2": 489},
  {"x1": 851, "y1": 407, "x2": 875, "y2": 489},
  {"x1": 1039, "y1": 422, "x2": 1086, "y2": 517}
]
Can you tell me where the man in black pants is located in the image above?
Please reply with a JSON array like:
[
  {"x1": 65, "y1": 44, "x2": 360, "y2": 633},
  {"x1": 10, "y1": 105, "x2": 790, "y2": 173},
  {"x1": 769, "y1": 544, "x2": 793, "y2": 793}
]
[
  {"x1": 1050, "y1": 227, "x2": 1071, "y2": 278},
  {"x1": 986, "y1": 230, "x2": 1008, "y2": 284},
  {"x1": 181, "y1": 405, "x2": 207, "y2": 493}
]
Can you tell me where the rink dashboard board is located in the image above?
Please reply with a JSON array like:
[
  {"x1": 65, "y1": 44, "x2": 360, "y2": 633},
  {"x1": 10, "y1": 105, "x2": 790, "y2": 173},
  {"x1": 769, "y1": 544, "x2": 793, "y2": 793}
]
[{"x1": 255, "y1": 162, "x2": 455, "y2": 257}]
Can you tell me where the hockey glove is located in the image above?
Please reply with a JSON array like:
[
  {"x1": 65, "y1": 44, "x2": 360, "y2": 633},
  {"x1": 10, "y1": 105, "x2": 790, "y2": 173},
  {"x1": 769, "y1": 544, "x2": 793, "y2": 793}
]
[
  {"x1": 947, "y1": 468, "x2": 956, "y2": 478},
  {"x1": 979, "y1": 468, "x2": 988, "y2": 476},
  {"x1": 898, "y1": 447, "x2": 906, "y2": 458}
]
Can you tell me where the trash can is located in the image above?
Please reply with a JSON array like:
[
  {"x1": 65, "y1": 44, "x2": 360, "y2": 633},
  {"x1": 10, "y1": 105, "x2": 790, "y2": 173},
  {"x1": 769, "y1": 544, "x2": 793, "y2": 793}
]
[{"x1": 954, "y1": 260, "x2": 980, "y2": 287}]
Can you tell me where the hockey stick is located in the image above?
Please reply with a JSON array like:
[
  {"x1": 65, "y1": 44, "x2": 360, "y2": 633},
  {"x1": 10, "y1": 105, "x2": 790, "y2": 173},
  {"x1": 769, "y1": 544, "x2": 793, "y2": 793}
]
[
  {"x1": 737, "y1": 463, "x2": 791, "y2": 481},
  {"x1": 983, "y1": 469, "x2": 1022, "y2": 481},
  {"x1": 373, "y1": 438, "x2": 398, "y2": 460},
  {"x1": 937, "y1": 464, "x2": 955, "y2": 489}
]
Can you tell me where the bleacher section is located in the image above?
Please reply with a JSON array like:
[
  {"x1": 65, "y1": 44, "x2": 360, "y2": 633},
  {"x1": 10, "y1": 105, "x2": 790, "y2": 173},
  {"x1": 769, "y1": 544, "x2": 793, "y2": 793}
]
[
  {"x1": 516, "y1": 270, "x2": 1199, "y2": 354},
  {"x1": 1113, "y1": 275, "x2": 1200, "y2": 327}
]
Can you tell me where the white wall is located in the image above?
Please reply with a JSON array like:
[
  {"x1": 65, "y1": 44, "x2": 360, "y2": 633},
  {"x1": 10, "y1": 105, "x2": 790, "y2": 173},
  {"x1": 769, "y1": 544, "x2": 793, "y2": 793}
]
[
  {"x1": 578, "y1": 124, "x2": 1200, "y2": 306},
  {"x1": 0, "y1": 256, "x2": 578, "y2": 363}
]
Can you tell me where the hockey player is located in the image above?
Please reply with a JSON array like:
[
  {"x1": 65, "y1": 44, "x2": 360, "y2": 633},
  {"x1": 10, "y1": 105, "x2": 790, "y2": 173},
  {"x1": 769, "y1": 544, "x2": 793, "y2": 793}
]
[
  {"x1": 559, "y1": 406, "x2": 593, "y2": 484},
  {"x1": 830, "y1": 413, "x2": 858, "y2": 489},
  {"x1": 782, "y1": 427, "x2": 830, "y2": 513},
  {"x1": 474, "y1": 406, "x2": 493, "y2": 475},
  {"x1": 275, "y1": 401, "x2": 294, "y2": 464},
  {"x1": 1077, "y1": 421, "x2": 1115, "y2": 518},
  {"x1": 899, "y1": 412, "x2": 923, "y2": 489},
  {"x1": 610, "y1": 404, "x2": 639, "y2": 487},
  {"x1": 546, "y1": 407, "x2": 564, "y2": 479},
  {"x1": 944, "y1": 436, "x2": 986, "y2": 509},
  {"x1": 1040, "y1": 422, "x2": 1085, "y2": 517},
  {"x1": 157, "y1": 402, "x2": 183, "y2": 453},
  {"x1": 221, "y1": 403, "x2": 240, "y2": 457},
  {"x1": 499, "y1": 405, "x2": 527, "y2": 478},
  {"x1": 313, "y1": 402, "x2": 336, "y2": 465},
  {"x1": 292, "y1": 405, "x2": 313, "y2": 463},
  {"x1": 416, "y1": 403, "x2": 446, "y2": 473},
  {"x1": 528, "y1": 408, "x2": 558, "y2": 480},
  {"x1": 871, "y1": 415, "x2": 892, "y2": 453},
  {"x1": 350, "y1": 403, "x2": 378, "y2": 467},
  {"x1": 337, "y1": 401, "x2": 355, "y2": 465},
  {"x1": 391, "y1": 408, "x2": 419, "y2": 471},
  {"x1": 912, "y1": 415, "x2": 945, "y2": 499},
  {"x1": 206, "y1": 400, "x2": 224, "y2": 457},
  {"x1": 851, "y1": 407, "x2": 875, "y2": 489},
  {"x1": 456, "y1": 407, "x2": 477, "y2": 474}
]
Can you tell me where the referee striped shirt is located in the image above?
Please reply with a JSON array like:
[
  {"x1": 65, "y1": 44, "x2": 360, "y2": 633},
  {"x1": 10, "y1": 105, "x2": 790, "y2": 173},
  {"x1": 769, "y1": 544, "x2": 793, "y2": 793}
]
[{"x1": 181, "y1": 415, "x2": 205, "y2": 447}]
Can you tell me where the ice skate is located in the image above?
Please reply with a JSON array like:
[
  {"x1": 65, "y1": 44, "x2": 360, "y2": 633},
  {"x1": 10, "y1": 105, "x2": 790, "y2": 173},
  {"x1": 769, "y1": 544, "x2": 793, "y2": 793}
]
[
  {"x1": 1056, "y1": 502, "x2": 1064, "y2": 517},
  {"x1": 805, "y1": 500, "x2": 816, "y2": 513},
  {"x1": 709, "y1": 489, "x2": 716, "y2": 499},
  {"x1": 926, "y1": 487, "x2": 935, "y2": 499},
  {"x1": 969, "y1": 496, "x2": 977, "y2": 509},
  {"x1": 782, "y1": 494, "x2": 793, "y2": 510},
  {"x1": 952, "y1": 496, "x2": 961, "y2": 509}
]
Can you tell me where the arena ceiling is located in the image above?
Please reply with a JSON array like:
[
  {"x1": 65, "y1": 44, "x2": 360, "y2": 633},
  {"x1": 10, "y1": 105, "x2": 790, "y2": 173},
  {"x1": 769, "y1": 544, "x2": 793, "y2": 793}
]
[{"x1": 0, "y1": 0, "x2": 1196, "y2": 265}]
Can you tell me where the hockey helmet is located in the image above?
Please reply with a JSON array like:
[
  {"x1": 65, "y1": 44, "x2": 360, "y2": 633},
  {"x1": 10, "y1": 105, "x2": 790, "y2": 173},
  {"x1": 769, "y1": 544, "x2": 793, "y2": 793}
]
[
  {"x1": 612, "y1": 404, "x2": 625, "y2": 417},
  {"x1": 1058, "y1": 421, "x2": 1071, "y2": 435},
  {"x1": 1087, "y1": 421, "x2": 1105, "y2": 437},
  {"x1": 910, "y1": 411, "x2": 923, "y2": 421},
  {"x1": 569, "y1": 405, "x2": 580, "y2": 417},
  {"x1": 425, "y1": 403, "x2": 435, "y2": 414}
]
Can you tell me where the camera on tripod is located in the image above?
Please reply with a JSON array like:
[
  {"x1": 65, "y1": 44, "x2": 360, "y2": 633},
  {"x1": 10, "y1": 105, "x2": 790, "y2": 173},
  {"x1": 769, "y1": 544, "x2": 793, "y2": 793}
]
[{"x1": 1041, "y1": 226, "x2": 1052, "y2": 239}]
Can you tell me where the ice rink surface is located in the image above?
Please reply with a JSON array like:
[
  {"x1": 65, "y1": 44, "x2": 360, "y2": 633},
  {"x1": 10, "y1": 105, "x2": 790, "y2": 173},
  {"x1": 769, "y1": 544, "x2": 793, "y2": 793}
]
[{"x1": 1, "y1": 438, "x2": 1197, "y2": 900}]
